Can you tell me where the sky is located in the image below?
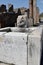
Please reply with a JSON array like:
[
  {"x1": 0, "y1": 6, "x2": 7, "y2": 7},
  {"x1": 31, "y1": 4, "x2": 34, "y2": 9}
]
[{"x1": 0, "y1": 0, "x2": 43, "y2": 13}]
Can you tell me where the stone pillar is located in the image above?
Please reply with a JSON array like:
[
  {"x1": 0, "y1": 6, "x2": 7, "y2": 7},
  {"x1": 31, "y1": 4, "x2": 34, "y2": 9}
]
[
  {"x1": 27, "y1": 9, "x2": 29, "y2": 18},
  {"x1": 29, "y1": 0, "x2": 33, "y2": 26},
  {"x1": 29, "y1": 0, "x2": 33, "y2": 18},
  {"x1": 36, "y1": 7, "x2": 39, "y2": 24},
  {"x1": 33, "y1": 0, "x2": 37, "y2": 25}
]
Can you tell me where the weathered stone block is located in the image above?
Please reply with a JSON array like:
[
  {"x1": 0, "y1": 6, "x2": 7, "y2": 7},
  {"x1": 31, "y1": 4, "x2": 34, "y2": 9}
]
[
  {"x1": 28, "y1": 17, "x2": 33, "y2": 26},
  {"x1": 28, "y1": 27, "x2": 42, "y2": 65},
  {"x1": 17, "y1": 15, "x2": 28, "y2": 27},
  {"x1": 0, "y1": 32, "x2": 27, "y2": 65},
  {"x1": 0, "y1": 27, "x2": 43, "y2": 65}
]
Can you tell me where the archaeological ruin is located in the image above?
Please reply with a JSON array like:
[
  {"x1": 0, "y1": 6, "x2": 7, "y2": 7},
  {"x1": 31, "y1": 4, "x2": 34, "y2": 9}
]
[
  {"x1": 0, "y1": 0, "x2": 39, "y2": 28},
  {"x1": 0, "y1": 0, "x2": 43, "y2": 65},
  {"x1": 29, "y1": 0, "x2": 39, "y2": 25}
]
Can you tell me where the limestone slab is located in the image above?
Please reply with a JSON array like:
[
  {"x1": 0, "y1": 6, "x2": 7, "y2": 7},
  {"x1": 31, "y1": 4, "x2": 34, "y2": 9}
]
[
  {"x1": 28, "y1": 28, "x2": 42, "y2": 65},
  {"x1": 0, "y1": 32, "x2": 27, "y2": 65}
]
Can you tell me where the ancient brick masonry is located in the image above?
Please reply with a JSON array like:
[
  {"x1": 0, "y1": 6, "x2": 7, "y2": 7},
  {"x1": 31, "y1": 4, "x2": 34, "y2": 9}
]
[
  {"x1": 29, "y1": 0, "x2": 39, "y2": 25},
  {"x1": 33, "y1": 0, "x2": 37, "y2": 25},
  {"x1": 29, "y1": 0, "x2": 33, "y2": 18}
]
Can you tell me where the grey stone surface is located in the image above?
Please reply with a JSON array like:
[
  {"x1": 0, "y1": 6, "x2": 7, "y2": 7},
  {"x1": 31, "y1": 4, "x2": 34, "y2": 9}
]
[
  {"x1": 0, "y1": 32, "x2": 27, "y2": 65},
  {"x1": 0, "y1": 27, "x2": 11, "y2": 32},
  {"x1": 0, "y1": 26, "x2": 43, "y2": 65},
  {"x1": 17, "y1": 15, "x2": 28, "y2": 27},
  {"x1": 28, "y1": 18, "x2": 33, "y2": 26},
  {"x1": 28, "y1": 30, "x2": 41, "y2": 65},
  {"x1": 0, "y1": 63, "x2": 8, "y2": 65}
]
